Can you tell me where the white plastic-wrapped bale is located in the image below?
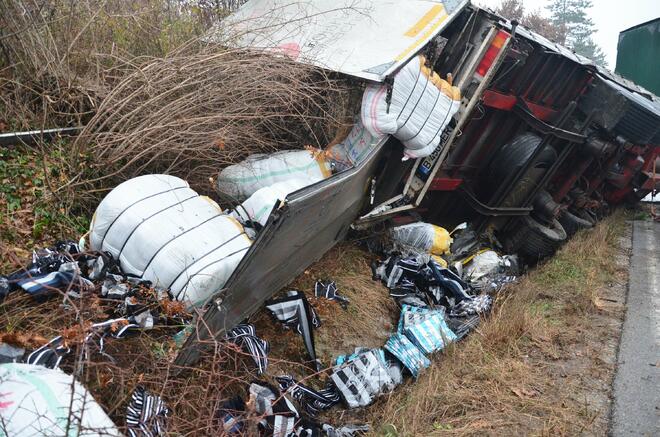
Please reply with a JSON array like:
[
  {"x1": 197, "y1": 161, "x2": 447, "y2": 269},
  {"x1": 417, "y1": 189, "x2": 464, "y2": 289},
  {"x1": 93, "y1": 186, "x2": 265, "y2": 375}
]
[
  {"x1": 89, "y1": 174, "x2": 252, "y2": 309},
  {"x1": 231, "y1": 177, "x2": 311, "y2": 226},
  {"x1": 0, "y1": 363, "x2": 121, "y2": 437},
  {"x1": 361, "y1": 55, "x2": 460, "y2": 159},
  {"x1": 216, "y1": 150, "x2": 332, "y2": 200}
]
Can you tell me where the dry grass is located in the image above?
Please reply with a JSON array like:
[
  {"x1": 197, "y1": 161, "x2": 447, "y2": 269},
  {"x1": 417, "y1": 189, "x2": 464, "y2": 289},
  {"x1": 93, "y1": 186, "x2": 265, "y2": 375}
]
[
  {"x1": 69, "y1": 45, "x2": 356, "y2": 200},
  {"x1": 252, "y1": 242, "x2": 398, "y2": 371},
  {"x1": 365, "y1": 210, "x2": 628, "y2": 436},
  {"x1": 0, "y1": 202, "x2": 629, "y2": 435},
  {"x1": 0, "y1": 0, "x2": 231, "y2": 129}
]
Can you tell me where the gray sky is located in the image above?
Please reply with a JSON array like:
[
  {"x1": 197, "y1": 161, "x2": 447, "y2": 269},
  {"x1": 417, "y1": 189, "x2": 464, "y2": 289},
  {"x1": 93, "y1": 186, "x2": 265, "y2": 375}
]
[{"x1": 474, "y1": 0, "x2": 659, "y2": 69}]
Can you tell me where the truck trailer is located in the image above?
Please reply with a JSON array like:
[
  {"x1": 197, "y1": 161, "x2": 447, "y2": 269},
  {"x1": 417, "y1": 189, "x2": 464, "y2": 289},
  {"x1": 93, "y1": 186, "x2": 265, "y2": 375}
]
[{"x1": 176, "y1": 0, "x2": 660, "y2": 365}]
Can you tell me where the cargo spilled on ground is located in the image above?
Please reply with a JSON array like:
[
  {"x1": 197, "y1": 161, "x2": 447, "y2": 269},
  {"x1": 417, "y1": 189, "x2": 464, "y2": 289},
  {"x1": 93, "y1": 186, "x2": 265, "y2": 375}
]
[
  {"x1": 2, "y1": 0, "x2": 659, "y2": 436},
  {"x1": 0, "y1": 158, "x2": 631, "y2": 434}
]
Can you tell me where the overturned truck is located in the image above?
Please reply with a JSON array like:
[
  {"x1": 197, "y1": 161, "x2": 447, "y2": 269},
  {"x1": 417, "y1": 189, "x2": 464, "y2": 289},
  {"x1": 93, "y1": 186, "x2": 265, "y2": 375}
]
[{"x1": 175, "y1": 0, "x2": 660, "y2": 365}]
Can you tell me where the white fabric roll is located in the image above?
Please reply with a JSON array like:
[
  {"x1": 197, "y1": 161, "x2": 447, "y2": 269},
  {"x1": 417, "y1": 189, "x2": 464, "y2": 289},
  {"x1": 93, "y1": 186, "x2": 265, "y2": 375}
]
[
  {"x1": 231, "y1": 177, "x2": 311, "y2": 226},
  {"x1": 0, "y1": 363, "x2": 121, "y2": 437},
  {"x1": 217, "y1": 150, "x2": 331, "y2": 200},
  {"x1": 90, "y1": 174, "x2": 251, "y2": 309},
  {"x1": 361, "y1": 55, "x2": 460, "y2": 159}
]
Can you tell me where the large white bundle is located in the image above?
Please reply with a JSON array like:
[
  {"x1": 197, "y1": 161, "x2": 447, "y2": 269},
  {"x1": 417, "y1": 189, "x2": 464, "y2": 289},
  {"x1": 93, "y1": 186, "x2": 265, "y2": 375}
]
[
  {"x1": 0, "y1": 363, "x2": 120, "y2": 437},
  {"x1": 90, "y1": 174, "x2": 252, "y2": 309},
  {"x1": 361, "y1": 55, "x2": 460, "y2": 159},
  {"x1": 217, "y1": 150, "x2": 332, "y2": 200},
  {"x1": 326, "y1": 117, "x2": 385, "y2": 171},
  {"x1": 231, "y1": 177, "x2": 311, "y2": 226}
]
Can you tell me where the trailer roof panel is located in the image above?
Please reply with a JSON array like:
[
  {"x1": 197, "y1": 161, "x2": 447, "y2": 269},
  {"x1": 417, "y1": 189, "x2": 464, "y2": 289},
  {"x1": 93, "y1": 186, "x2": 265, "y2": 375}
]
[{"x1": 212, "y1": 0, "x2": 469, "y2": 82}]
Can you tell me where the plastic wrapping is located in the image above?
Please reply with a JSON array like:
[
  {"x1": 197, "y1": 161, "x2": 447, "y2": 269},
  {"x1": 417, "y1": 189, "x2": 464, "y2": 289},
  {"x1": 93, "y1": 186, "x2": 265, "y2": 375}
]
[
  {"x1": 231, "y1": 177, "x2": 311, "y2": 226},
  {"x1": 90, "y1": 174, "x2": 252, "y2": 309},
  {"x1": 463, "y1": 250, "x2": 502, "y2": 282},
  {"x1": 361, "y1": 55, "x2": 460, "y2": 159},
  {"x1": 384, "y1": 333, "x2": 430, "y2": 378},
  {"x1": 398, "y1": 305, "x2": 457, "y2": 354},
  {"x1": 217, "y1": 150, "x2": 332, "y2": 200},
  {"x1": 389, "y1": 222, "x2": 452, "y2": 256},
  {"x1": 326, "y1": 117, "x2": 385, "y2": 171},
  {"x1": 0, "y1": 363, "x2": 121, "y2": 436},
  {"x1": 463, "y1": 250, "x2": 519, "y2": 292},
  {"x1": 330, "y1": 349, "x2": 397, "y2": 409}
]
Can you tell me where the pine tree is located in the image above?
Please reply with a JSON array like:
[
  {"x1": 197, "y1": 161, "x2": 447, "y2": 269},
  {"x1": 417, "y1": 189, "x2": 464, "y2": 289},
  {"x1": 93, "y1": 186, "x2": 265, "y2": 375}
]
[{"x1": 546, "y1": 0, "x2": 607, "y2": 67}]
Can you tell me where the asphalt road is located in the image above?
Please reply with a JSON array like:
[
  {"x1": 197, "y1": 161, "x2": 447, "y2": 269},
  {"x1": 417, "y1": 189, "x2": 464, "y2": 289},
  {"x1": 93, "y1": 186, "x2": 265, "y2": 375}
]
[{"x1": 612, "y1": 220, "x2": 660, "y2": 436}]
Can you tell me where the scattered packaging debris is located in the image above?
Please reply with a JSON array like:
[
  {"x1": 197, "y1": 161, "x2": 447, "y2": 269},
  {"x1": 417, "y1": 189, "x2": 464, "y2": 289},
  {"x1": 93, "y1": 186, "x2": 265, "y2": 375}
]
[
  {"x1": 265, "y1": 290, "x2": 322, "y2": 371},
  {"x1": 215, "y1": 396, "x2": 247, "y2": 434},
  {"x1": 372, "y1": 254, "x2": 471, "y2": 306},
  {"x1": 1, "y1": 239, "x2": 191, "y2": 371},
  {"x1": 462, "y1": 250, "x2": 520, "y2": 292},
  {"x1": 249, "y1": 381, "x2": 301, "y2": 436},
  {"x1": 314, "y1": 280, "x2": 349, "y2": 309},
  {"x1": 398, "y1": 305, "x2": 457, "y2": 354},
  {"x1": 384, "y1": 333, "x2": 431, "y2": 378},
  {"x1": 449, "y1": 294, "x2": 493, "y2": 317},
  {"x1": 126, "y1": 386, "x2": 171, "y2": 437},
  {"x1": 0, "y1": 241, "x2": 91, "y2": 300},
  {"x1": 388, "y1": 222, "x2": 452, "y2": 258},
  {"x1": 276, "y1": 375, "x2": 341, "y2": 416},
  {"x1": 217, "y1": 381, "x2": 368, "y2": 436},
  {"x1": 0, "y1": 343, "x2": 25, "y2": 364},
  {"x1": 225, "y1": 323, "x2": 270, "y2": 374},
  {"x1": 330, "y1": 348, "x2": 399, "y2": 408}
]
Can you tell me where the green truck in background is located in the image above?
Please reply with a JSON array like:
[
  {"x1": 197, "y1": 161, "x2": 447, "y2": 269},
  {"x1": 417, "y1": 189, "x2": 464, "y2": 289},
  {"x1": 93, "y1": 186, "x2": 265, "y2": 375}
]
[{"x1": 615, "y1": 17, "x2": 660, "y2": 95}]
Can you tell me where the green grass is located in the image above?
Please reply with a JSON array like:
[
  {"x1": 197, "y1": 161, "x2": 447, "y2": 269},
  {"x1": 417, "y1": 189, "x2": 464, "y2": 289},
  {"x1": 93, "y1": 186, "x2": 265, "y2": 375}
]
[{"x1": 0, "y1": 144, "x2": 90, "y2": 256}]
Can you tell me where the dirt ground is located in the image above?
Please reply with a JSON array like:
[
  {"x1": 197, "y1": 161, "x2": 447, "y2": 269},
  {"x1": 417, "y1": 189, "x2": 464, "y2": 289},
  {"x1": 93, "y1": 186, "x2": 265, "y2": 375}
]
[
  {"x1": 0, "y1": 144, "x2": 632, "y2": 435},
  {"x1": 244, "y1": 212, "x2": 631, "y2": 436},
  {"x1": 365, "y1": 213, "x2": 630, "y2": 436}
]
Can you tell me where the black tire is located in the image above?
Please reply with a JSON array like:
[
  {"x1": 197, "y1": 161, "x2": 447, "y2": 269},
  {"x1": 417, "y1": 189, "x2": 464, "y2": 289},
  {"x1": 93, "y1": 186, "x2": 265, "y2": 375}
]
[
  {"x1": 482, "y1": 133, "x2": 557, "y2": 201},
  {"x1": 575, "y1": 208, "x2": 597, "y2": 225},
  {"x1": 558, "y1": 210, "x2": 593, "y2": 237},
  {"x1": 517, "y1": 216, "x2": 567, "y2": 261},
  {"x1": 485, "y1": 133, "x2": 557, "y2": 183}
]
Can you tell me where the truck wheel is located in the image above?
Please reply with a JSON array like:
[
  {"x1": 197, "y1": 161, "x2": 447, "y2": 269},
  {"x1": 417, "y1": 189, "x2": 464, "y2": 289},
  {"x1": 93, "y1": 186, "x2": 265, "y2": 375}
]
[
  {"x1": 517, "y1": 216, "x2": 567, "y2": 261},
  {"x1": 558, "y1": 210, "x2": 593, "y2": 237},
  {"x1": 575, "y1": 208, "x2": 597, "y2": 225},
  {"x1": 482, "y1": 133, "x2": 557, "y2": 201}
]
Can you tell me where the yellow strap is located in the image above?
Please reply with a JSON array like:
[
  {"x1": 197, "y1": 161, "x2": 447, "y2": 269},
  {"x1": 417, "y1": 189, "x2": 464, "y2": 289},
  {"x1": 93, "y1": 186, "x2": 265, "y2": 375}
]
[
  {"x1": 431, "y1": 254, "x2": 448, "y2": 268},
  {"x1": 200, "y1": 195, "x2": 223, "y2": 213},
  {"x1": 227, "y1": 215, "x2": 253, "y2": 243},
  {"x1": 419, "y1": 57, "x2": 462, "y2": 101},
  {"x1": 395, "y1": 8, "x2": 448, "y2": 61}
]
